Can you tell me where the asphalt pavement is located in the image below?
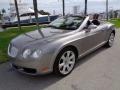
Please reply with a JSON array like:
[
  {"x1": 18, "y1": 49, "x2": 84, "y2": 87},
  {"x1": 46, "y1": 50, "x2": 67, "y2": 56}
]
[{"x1": 0, "y1": 29, "x2": 120, "y2": 90}]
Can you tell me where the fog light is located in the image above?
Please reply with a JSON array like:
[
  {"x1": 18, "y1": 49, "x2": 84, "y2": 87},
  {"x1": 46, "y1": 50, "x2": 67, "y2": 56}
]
[{"x1": 41, "y1": 67, "x2": 49, "y2": 72}]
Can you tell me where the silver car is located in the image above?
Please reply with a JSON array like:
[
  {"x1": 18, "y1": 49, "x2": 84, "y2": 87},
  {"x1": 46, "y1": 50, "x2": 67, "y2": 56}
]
[{"x1": 8, "y1": 16, "x2": 115, "y2": 76}]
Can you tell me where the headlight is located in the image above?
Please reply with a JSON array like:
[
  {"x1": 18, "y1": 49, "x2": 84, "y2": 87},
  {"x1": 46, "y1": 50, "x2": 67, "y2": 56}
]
[
  {"x1": 32, "y1": 50, "x2": 42, "y2": 59},
  {"x1": 23, "y1": 49, "x2": 31, "y2": 58}
]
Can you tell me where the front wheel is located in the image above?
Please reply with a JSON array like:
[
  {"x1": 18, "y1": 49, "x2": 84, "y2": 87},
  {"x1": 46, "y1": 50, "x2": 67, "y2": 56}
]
[
  {"x1": 105, "y1": 32, "x2": 115, "y2": 47},
  {"x1": 53, "y1": 48, "x2": 77, "y2": 76}
]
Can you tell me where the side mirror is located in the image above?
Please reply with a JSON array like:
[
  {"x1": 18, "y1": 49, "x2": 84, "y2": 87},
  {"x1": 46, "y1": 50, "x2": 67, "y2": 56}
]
[
  {"x1": 84, "y1": 20, "x2": 91, "y2": 29},
  {"x1": 85, "y1": 25, "x2": 97, "y2": 33},
  {"x1": 87, "y1": 20, "x2": 91, "y2": 26},
  {"x1": 88, "y1": 25, "x2": 97, "y2": 29}
]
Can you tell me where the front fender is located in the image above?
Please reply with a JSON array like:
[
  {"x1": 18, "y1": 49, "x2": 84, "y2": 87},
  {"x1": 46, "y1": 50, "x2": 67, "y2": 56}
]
[{"x1": 49, "y1": 38, "x2": 79, "y2": 71}]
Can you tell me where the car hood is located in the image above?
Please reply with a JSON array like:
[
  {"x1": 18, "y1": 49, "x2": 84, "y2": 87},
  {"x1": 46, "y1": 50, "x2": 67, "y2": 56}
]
[{"x1": 11, "y1": 27, "x2": 73, "y2": 49}]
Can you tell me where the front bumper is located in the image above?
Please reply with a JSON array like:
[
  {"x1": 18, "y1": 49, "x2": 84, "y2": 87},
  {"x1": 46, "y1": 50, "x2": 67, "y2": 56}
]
[{"x1": 10, "y1": 57, "x2": 53, "y2": 75}]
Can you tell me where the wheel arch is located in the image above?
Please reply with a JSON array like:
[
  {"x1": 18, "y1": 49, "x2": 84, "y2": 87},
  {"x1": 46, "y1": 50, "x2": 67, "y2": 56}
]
[
  {"x1": 108, "y1": 24, "x2": 116, "y2": 35},
  {"x1": 58, "y1": 45, "x2": 79, "y2": 58}
]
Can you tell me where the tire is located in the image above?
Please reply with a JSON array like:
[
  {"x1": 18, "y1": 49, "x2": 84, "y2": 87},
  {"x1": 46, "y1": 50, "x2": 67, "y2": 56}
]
[
  {"x1": 53, "y1": 47, "x2": 77, "y2": 76},
  {"x1": 105, "y1": 32, "x2": 115, "y2": 47}
]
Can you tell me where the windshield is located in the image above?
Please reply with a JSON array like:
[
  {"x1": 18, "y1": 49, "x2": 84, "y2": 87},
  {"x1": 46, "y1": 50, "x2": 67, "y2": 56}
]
[{"x1": 49, "y1": 16, "x2": 84, "y2": 30}]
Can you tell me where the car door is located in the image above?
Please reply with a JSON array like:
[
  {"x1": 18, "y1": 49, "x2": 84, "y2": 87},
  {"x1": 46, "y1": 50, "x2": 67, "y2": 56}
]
[
  {"x1": 79, "y1": 25, "x2": 106, "y2": 55},
  {"x1": 89, "y1": 25, "x2": 106, "y2": 46}
]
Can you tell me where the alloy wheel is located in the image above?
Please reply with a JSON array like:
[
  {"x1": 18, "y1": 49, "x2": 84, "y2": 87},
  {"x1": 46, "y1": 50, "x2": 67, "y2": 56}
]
[
  {"x1": 109, "y1": 33, "x2": 115, "y2": 47},
  {"x1": 58, "y1": 51, "x2": 76, "y2": 75}
]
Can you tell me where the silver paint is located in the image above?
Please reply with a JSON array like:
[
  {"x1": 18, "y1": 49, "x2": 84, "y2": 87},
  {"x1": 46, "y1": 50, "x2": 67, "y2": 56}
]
[{"x1": 8, "y1": 16, "x2": 115, "y2": 75}]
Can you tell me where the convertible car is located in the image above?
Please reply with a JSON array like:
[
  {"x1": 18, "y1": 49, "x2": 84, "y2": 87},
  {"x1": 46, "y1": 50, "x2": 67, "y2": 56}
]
[{"x1": 8, "y1": 16, "x2": 115, "y2": 76}]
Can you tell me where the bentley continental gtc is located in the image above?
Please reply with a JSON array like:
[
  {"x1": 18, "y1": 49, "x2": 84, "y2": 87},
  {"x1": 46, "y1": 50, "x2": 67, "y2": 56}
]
[{"x1": 8, "y1": 16, "x2": 115, "y2": 76}]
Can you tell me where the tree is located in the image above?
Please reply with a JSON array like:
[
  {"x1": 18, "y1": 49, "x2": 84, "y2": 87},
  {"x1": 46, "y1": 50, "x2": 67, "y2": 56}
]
[
  {"x1": 109, "y1": 10, "x2": 113, "y2": 18},
  {"x1": 62, "y1": 0, "x2": 65, "y2": 16},
  {"x1": 38, "y1": 10, "x2": 50, "y2": 15},
  {"x1": 1, "y1": 8, "x2": 6, "y2": 14},
  {"x1": 14, "y1": 0, "x2": 21, "y2": 30},
  {"x1": 85, "y1": 0, "x2": 88, "y2": 15},
  {"x1": 0, "y1": 11, "x2": 2, "y2": 20},
  {"x1": 106, "y1": 0, "x2": 109, "y2": 21},
  {"x1": 114, "y1": 11, "x2": 118, "y2": 18}
]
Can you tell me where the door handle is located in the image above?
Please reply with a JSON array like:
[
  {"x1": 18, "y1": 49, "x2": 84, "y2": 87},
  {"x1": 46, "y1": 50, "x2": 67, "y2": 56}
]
[
  {"x1": 101, "y1": 28, "x2": 106, "y2": 31},
  {"x1": 85, "y1": 29, "x2": 91, "y2": 33}
]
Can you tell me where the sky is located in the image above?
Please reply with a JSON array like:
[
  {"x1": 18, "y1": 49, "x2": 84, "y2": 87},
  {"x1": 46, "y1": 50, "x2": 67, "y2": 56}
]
[{"x1": 0, "y1": 0, "x2": 120, "y2": 14}]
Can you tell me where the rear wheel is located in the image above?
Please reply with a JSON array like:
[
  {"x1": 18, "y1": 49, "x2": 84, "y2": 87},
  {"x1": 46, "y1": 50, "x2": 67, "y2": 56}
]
[
  {"x1": 105, "y1": 32, "x2": 115, "y2": 47},
  {"x1": 53, "y1": 48, "x2": 77, "y2": 76}
]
